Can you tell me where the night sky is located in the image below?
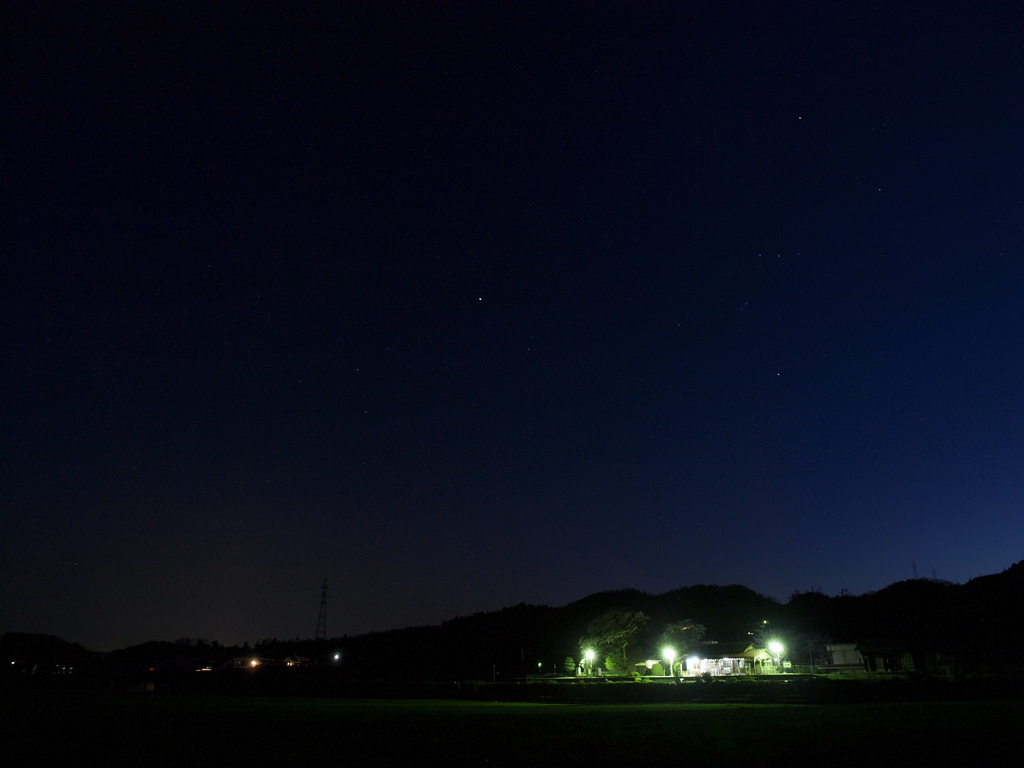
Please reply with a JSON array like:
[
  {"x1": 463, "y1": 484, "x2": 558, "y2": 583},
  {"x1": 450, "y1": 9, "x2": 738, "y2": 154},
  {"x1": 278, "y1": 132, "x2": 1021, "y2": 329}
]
[{"x1": 4, "y1": 2, "x2": 1023, "y2": 652}]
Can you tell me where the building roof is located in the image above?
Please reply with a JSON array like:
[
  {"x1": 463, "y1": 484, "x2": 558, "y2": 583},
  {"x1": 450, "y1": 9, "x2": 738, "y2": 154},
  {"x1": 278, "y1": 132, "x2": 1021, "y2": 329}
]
[{"x1": 686, "y1": 642, "x2": 769, "y2": 660}]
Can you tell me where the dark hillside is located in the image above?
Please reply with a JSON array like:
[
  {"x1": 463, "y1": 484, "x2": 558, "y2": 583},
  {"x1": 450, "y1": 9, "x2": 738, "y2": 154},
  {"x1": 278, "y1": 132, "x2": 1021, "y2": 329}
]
[{"x1": 4, "y1": 561, "x2": 1022, "y2": 684}]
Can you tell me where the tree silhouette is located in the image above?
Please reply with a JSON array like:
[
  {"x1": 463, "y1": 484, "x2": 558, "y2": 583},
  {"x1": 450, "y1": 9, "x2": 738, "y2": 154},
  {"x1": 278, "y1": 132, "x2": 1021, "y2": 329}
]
[
  {"x1": 580, "y1": 608, "x2": 648, "y2": 673},
  {"x1": 657, "y1": 620, "x2": 706, "y2": 656}
]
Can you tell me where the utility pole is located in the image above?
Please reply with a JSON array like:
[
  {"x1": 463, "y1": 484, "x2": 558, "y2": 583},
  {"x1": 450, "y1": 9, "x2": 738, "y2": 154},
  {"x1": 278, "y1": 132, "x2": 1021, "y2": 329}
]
[{"x1": 315, "y1": 578, "x2": 327, "y2": 641}]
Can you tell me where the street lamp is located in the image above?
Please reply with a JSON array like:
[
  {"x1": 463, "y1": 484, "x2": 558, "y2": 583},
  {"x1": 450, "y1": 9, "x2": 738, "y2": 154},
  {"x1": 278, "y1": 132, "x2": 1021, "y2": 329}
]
[
  {"x1": 584, "y1": 649, "x2": 595, "y2": 677},
  {"x1": 662, "y1": 647, "x2": 676, "y2": 678},
  {"x1": 768, "y1": 641, "x2": 784, "y2": 673}
]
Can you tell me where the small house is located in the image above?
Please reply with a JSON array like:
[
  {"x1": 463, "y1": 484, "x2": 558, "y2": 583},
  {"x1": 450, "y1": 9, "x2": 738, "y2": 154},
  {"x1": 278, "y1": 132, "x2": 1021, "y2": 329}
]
[{"x1": 683, "y1": 642, "x2": 775, "y2": 676}]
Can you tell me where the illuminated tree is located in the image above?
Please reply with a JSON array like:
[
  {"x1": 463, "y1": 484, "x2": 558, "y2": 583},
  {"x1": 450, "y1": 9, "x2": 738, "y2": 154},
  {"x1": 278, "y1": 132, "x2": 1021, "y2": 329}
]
[
  {"x1": 580, "y1": 608, "x2": 648, "y2": 674},
  {"x1": 658, "y1": 620, "x2": 706, "y2": 657}
]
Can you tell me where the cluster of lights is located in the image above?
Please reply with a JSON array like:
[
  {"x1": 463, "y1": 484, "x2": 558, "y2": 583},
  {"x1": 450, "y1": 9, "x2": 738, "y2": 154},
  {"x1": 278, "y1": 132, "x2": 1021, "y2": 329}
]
[{"x1": 582, "y1": 637, "x2": 785, "y2": 678}]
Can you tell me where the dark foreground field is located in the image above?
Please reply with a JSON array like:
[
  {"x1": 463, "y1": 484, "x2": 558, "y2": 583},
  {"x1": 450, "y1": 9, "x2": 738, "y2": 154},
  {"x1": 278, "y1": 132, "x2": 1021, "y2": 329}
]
[{"x1": 3, "y1": 691, "x2": 1022, "y2": 767}]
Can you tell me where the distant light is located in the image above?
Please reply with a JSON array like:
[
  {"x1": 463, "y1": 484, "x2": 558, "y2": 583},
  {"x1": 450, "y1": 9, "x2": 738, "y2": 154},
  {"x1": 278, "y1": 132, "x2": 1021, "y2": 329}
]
[
  {"x1": 250, "y1": 659, "x2": 259, "y2": 667},
  {"x1": 584, "y1": 649, "x2": 595, "y2": 662},
  {"x1": 768, "y1": 641, "x2": 784, "y2": 656},
  {"x1": 334, "y1": 653, "x2": 340, "y2": 661}
]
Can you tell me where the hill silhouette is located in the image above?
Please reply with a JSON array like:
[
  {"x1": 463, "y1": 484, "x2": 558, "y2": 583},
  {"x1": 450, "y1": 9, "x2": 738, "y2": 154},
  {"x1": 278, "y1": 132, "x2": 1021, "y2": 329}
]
[{"x1": 4, "y1": 561, "x2": 1022, "y2": 683}]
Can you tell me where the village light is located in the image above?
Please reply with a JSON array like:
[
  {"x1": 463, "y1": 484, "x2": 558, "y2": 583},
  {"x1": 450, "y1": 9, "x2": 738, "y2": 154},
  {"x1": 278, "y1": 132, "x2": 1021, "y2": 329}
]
[
  {"x1": 584, "y1": 648, "x2": 595, "y2": 676},
  {"x1": 768, "y1": 641, "x2": 784, "y2": 672},
  {"x1": 662, "y1": 647, "x2": 676, "y2": 677}
]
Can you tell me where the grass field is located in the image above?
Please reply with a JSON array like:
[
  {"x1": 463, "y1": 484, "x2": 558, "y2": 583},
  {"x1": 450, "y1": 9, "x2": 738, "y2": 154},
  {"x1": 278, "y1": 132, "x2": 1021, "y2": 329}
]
[{"x1": 3, "y1": 691, "x2": 1022, "y2": 767}]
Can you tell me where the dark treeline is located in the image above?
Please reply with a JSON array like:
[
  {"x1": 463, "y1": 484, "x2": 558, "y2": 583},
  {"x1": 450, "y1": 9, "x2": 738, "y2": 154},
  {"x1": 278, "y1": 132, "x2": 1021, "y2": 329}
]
[{"x1": 4, "y1": 561, "x2": 1022, "y2": 687}]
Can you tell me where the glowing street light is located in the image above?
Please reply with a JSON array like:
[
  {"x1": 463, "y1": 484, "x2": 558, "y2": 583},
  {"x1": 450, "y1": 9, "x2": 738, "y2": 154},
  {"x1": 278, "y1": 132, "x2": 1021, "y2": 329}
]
[
  {"x1": 768, "y1": 641, "x2": 784, "y2": 673},
  {"x1": 584, "y1": 648, "x2": 596, "y2": 677},
  {"x1": 662, "y1": 647, "x2": 676, "y2": 678}
]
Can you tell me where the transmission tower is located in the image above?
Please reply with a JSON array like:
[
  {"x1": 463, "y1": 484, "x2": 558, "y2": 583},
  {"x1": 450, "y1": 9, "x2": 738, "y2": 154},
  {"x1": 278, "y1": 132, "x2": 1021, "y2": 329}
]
[{"x1": 315, "y1": 578, "x2": 327, "y2": 641}]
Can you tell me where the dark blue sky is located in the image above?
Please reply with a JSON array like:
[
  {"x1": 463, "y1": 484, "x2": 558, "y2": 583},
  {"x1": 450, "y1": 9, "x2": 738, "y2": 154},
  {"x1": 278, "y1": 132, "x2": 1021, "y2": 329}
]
[{"x1": 3, "y1": 2, "x2": 1022, "y2": 651}]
